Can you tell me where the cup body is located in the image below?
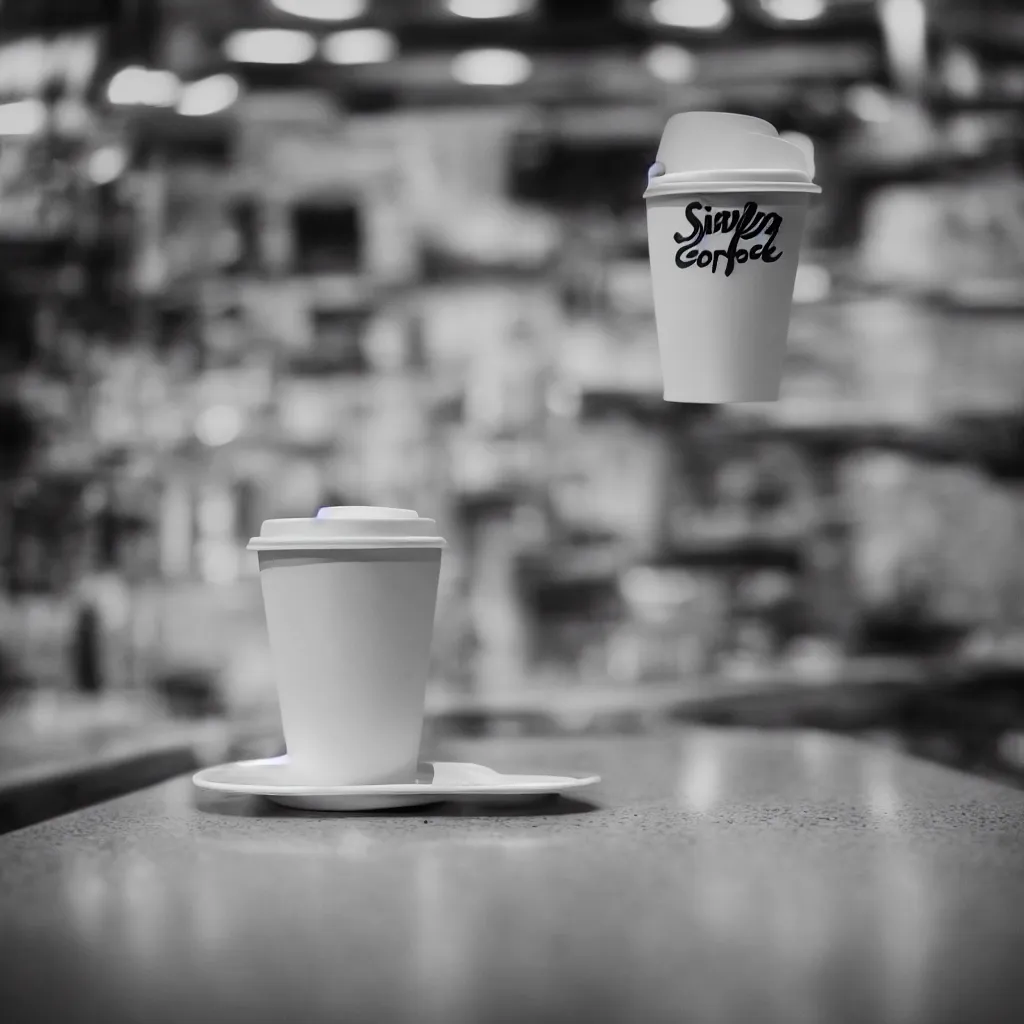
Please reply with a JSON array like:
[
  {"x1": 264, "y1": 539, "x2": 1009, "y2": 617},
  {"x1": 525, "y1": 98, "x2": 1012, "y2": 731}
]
[
  {"x1": 646, "y1": 190, "x2": 810, "y2": 403},
  {"x1": 256, "y1": 546, "x2": 441, "y2": 785}
]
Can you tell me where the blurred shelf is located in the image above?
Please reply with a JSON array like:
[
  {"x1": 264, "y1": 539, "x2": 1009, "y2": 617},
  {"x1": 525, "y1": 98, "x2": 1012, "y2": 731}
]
[
  {"x1": 426, "y1": 655, "x2": 1024, "y2": 737},
  {"x1": 453, "y1": 488, "x2": 527, "y2": 519},
  {"x1": 425, "y1": 659, "x2": 935, "y2": 734},
  {"x1": 943, "y1": 411, "x2": 1024, "y2": 480},
  {"x1": 838, "y1": 279, "x2": 1024, "y2": 316},
  {"x1": 651, "y1": 536, "x2": 804, "y2": 571},
  {"x1": 857, "y1": 613, "x2": 975, "y2": 658},
  {"x1": 518, "y1": 543, "x2": 633, "y2": 585},
  {"x1": 697, "y1": 418, "x2": 964, "y2": 461},
  {"x1": 701, "y1": 414, "x2": 1024, "y2": 480},
  {"x1": 577, "y1": 388, "x2": 713, "y2": 424},
  {"x1": 522, "y1": 528, "x2": 824, "y2": 591},
  {"x1": 929, "y1": 94, "x2": 1024, "y2": 115},
  {"x1": 933, "y1": 282, "x2": 1024, "y2": 315},
  {"x1": 0, "y1": 237, "x2": 74, "y2": 273},
  {"x1": 420, "y1": 253, "x2": 554, "y2": 284},
  {"x1": 845, "y1": 150, "x2": 1003, "y2": 184}
]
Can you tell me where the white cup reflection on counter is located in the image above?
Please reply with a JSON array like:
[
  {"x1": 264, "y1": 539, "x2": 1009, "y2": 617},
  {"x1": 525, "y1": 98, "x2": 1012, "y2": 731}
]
[{"x1": 248, "y1": 507, "x2": 444, "y2": 786}]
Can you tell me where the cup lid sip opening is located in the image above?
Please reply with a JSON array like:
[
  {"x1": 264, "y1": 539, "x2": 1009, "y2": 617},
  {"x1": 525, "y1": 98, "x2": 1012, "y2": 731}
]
[{"x1": 248, "y1": 506, "x2": 445, "y2": 551}]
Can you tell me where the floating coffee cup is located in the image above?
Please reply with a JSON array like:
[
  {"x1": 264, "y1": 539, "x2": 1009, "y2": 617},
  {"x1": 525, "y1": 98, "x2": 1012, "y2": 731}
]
[{"x1": 645, "y1": 112, "x2": 821, "y2": 403}]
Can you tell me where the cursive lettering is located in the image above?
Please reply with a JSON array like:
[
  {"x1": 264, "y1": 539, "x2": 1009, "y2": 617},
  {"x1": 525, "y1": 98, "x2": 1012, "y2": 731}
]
[{"x1": 673, "y1": 200, "x2": 783, "y2": 276}]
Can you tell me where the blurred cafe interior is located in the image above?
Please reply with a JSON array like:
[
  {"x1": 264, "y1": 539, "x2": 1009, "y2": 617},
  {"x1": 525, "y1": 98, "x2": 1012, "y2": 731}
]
[{"x1": 3, "y1": 0, "x2": 1024, "y2": 826}]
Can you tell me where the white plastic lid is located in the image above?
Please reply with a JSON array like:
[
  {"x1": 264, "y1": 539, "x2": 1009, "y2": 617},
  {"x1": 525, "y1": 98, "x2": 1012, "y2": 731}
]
[
  {"x1": 643, "y1": 111, "x2": 820, "y2": 198},
  {"x1": 247, "y1": 507, "x2": 445, "y2": 551}
]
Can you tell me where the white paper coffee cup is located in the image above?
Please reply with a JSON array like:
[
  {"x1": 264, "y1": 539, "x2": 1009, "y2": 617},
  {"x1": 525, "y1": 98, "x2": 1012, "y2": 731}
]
[
  {"x1": 644, "y1": 112, "x2": 821, "y2": 403},
  {"x1": 248, "y1": 507, "x2": 444, "y2": 785}
]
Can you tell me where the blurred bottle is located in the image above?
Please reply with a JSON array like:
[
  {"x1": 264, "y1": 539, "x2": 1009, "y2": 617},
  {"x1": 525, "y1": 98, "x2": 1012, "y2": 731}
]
[
  {"x1": 464, "y1": 507, "x2": 530, "y2": 695},
  {"x1": 70, "y1": 574, "x2": 132, "y2": 695}
]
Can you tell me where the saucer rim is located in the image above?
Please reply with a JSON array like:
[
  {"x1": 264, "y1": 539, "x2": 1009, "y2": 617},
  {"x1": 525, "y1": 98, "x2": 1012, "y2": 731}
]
[{"x1": 192, "y1": 759, "x2": 601, "y2": 797}]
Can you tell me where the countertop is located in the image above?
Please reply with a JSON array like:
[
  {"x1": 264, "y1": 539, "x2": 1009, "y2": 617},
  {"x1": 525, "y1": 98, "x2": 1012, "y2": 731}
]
[
  {"x1": 0, "y1": 694, "x2": 281, "y2": 833},
  {"x1": 2, "y1": 727, "x2": 1024, "y2": 1024}
]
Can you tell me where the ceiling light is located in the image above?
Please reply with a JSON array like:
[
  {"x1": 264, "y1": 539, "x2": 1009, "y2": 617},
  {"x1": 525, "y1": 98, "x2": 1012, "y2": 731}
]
[
  {"x1": 644, "y1": 43, "x2": 697, "y2": 83},
  {"x1": 224, "y1": 28, "x2": 317, "y2": 64},
  {"x1": 107, "y1": 66, "x2": 181, "y2": 106},
  {"x1": 446, "y1": 0, "x2": 532, "y2": 17},
  {"x1": 451, "y1": 48, "x2": 532, "y2": 86},
  {"x1": 177, "y1": 74, "x2": 240, "y2": 116},
  {"x1": 271, "y1": 0, "x2": 366, "y2": 19},
  {"x1": 87, "y1": 145, "x2": 128, "y2": 184},
  {"x1": 941, "y1": 47, "x2": 982, "y2": 99},
  {"x1": 322, "y1": 28, "x2": 397, "y2": 64},
  {"x1": 140, "y1": 70, "x2": 181, "y2": 107},
  {"x1": 650, "y1": 0, "x2": 732, "y2": 30},
  {"x1": 846, "y1": 83, "x2": 892, "y2": 123},
  {"x1": 0, "y1": 99, "x2": 45, "y2": 136},
  {"x1": 878, "y1": 0, "x2": 927, "y2": 95},
  {"x1": 107, "y1": 65, "x2": 145, "y2": 104},
  {"x1": 761, "y1": 0, "x2": 825, "y2": 21},
  {"x1": 195, "y1": 405, "x2": 243, "y2": 447}
]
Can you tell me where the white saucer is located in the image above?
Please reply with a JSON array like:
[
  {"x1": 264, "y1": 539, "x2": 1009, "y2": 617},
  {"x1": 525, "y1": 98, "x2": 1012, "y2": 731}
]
[{"x1": 193, "y1": 757, "x2": 601, "y2": 811}]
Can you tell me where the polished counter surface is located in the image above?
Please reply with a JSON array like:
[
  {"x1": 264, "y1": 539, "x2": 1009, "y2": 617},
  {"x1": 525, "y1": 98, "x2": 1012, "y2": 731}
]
[{"x1": 2, "y1": 727, "x2": 1024, "y2": 1024}]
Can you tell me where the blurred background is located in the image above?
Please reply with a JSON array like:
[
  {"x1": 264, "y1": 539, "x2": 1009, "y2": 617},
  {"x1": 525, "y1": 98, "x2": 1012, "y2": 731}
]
[{"x1": 3, "y1": 0, "x2": 1024, "y2": 827}]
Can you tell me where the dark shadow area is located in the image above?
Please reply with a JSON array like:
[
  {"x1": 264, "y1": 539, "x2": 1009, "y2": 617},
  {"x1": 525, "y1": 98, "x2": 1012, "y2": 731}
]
[
  {"x1": 194, "y1": 790, "x2": 600, "y2": 820},
  {"x1": 0, "y1": 747, "x2": 200, "y2": 836}
]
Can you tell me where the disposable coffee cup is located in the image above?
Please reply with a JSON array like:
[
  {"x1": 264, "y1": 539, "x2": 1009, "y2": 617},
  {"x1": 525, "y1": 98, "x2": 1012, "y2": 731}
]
[
  {"x1": 644, "y1": 112, "x2": 821, "y2": 403},
  {"x1": 247, "y1": 506, "x2": 444, "y2": 785}
]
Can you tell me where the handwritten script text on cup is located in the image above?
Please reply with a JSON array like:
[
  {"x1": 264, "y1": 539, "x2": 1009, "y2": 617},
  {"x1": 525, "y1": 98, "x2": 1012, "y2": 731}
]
[{"x1": 673, "y1": 201, "x2": 783, "y2": 276}]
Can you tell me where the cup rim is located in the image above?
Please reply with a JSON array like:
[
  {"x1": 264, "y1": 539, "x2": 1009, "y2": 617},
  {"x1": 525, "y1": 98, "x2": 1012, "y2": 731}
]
[
  {"x1": 644, "y1": 176, "x2": 821, "y2": 199},
  {"x1": 247, "y1": 536, "x2": 446, "y2": 552}
]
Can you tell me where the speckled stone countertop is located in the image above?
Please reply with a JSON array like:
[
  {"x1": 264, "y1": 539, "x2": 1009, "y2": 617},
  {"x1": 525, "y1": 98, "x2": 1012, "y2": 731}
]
[
  {"x1": 2, "y1": 727, "x2": 1024, "y2": 1024},
  {"x1": 0, "y1": 696, "x2": 281, "y2": 833}
]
